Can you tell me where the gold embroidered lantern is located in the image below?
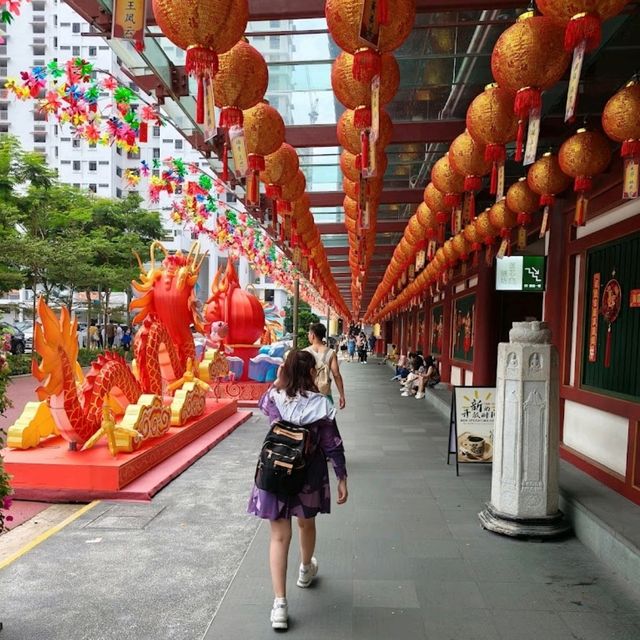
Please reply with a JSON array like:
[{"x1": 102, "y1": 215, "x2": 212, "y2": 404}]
[
  {"x1": 558, "y1": 129, "x2": 612, "y2": 225},
  {"x1": 340, "y1": 149, "x2": 388, "y2": 182},
  {"x1": 474, "y1": 209, "x2": 501, "y2": 265},
  {"x1": 491, "y1": 13, "x2": 571, "y2": 162},
  {"x1": 488, "y1": 198, "x2": 519, "y2": 257},
  {"x1": 466, "y1": 84, "x2": 518, "y2": 198},
  {"x1": 463, "y1": 220, "x2": 484, "y2": 267},
  {"x1": 325, "y1": 0, "x2": 415, "y2": 82},
  {"x1": 602, "y1": 80, "x2": 640, "y2": 199},
  {"x1": 242, "y1": 102, "x2": 285, "y2": 205},
  {"x1": 527, "y1": 152, "x2": 572, "y2": 236},
  {"x1": 452, "y1": 233, "x2": 473, "y2": 273},
  {"x1": 506, "y1": 177, "x2": 541, "y2": 249},
  {"x1": 449, "y1": 130, "x2": 491, "y2": 224},
  {"x1": 337, "y1": 108, "x2": 393, "y2": 173},
  {"x1": 152, "y1": 0, "x2": 248, "y2": 125},
  {"x1": 431, "y1": 155, "x2": 465, "y2": 243},
  {"x1": 260, "y1": 143, "x2": 299, "y2": 209},
  {"x1": 416, "y1": 202, "x2": 438, "y2": 263}
]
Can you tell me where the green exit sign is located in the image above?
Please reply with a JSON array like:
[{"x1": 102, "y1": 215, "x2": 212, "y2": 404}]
[{"x1": 495, "y1": 256, "x2": 546, "y2": 292}]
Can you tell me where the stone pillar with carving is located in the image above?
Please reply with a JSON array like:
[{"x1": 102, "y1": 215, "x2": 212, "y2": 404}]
[{"x1": 478, "y1": 321, "x2": 571, "y2": 538}]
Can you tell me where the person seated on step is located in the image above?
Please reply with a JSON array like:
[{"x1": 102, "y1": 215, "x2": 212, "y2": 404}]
[
  {"x1": 413, "y1": 356, "x2": 441, "y2": 399},
  {"x1": 401, "y1": 356, "x2": 426, "y2": 397},
  {"x1": 390, "y1": 352, "x2": 410, "y2": 381}
]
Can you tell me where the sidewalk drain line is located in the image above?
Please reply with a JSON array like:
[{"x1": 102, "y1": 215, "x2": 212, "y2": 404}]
[{"x1": 0, "y1": 501, "x2": 100, "y2": 571}]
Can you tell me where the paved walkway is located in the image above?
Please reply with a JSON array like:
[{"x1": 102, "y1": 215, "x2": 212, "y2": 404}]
[{"x1": 2, "y1": 360, "x2": 640, "y2": 639}]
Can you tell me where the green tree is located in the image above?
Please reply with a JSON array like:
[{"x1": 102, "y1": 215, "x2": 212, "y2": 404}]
[{"x1": 284, "y1": 297, "x2": 319, "y2": 348}]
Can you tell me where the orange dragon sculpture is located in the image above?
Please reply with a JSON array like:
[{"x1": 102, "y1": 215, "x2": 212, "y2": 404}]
[{"x1": 30, "y1": 241, "x2": 210, "y2": 449}]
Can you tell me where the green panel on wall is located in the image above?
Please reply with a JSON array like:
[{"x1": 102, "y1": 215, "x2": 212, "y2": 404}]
[{"x1": 582, "y1": 232, "x2": 640, "y2": 400}]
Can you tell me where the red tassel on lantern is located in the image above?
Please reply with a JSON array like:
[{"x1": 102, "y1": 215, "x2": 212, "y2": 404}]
[
  {"x1": 196, "y1": 76, "x2": 205, "y2": 124},
  {"x1": 266, "y1": 184, "x2": 282, "y2": 199},
  {"x1": 377, "y1": 0, "x2": 389, "y2": 25},
  {"x1": 565, "y1": 13, "x2": 602, "y2": 52},
  {"x1": 444, "y1": 193, "x2": 461, "y2": 209},
  {"x1": 436, "y1": 211, "x2": 448, "y2": 245},
  {"x1": 277, "y1": 200, "x2": 292, "y2": 215},
  {"x1": 360, "y1": 131, "x2": 370, "y2": 171},
  {"x1": 485, "y1": 143, "x2": 506, "y2": 195},
  {"x1": 353, "y1": 48, "x2": 381, "y2": 82},
  {"x1": 573, "y1": 176, "x2": 592, "y2": 226},
  {"x1": 186, "y1": 47, "x2": 219, "y2": 126},
  {"x1": 246, "y1": 172, "x2": 258, "y2": 206},
  {"x1": 354, "y1": 106, "x2": 372, "y2": 130},
  {"x1": 222, "y1": 141, "x2": 229, "y2": 183},
  {"x1": 484, "y1": 237, "x2": 494, "y2": 266},
  {"x1": 135, "y1": 39, "x2": 145, "y2": 53},
  {"x1": 248, "y1": 154, "x2": 265, "y2": 172},
  {"x1": 220, "y1": 106, "x2": 243, "y2": 129}
]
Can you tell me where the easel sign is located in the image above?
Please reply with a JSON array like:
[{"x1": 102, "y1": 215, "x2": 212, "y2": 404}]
[{"x1": 447, "y1": 386, "x2": 496, "y2": 476}]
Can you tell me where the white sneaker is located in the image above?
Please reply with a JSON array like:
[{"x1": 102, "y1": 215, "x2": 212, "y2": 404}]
[
  {"x1": 401, "y1": 391, "x2": 410, "y2": 397},
  {"x1": 297, "y1": 557, "x2": 318, "y2": 588},
  {"x1": 270, "y1": 598, "x2": 288, "y2": 629},
  {"x1": 415, "y1": 392, "x2": 424, "y2": 399}
]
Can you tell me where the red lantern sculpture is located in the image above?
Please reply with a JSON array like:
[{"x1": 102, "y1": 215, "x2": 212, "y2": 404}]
[
  {"x1": 527, "y1": 152, "x2": 572, "y2": 236},
  {"x1": 602, "y1": 80, "x2": 640, "y2": 199},
  {"x1": 449, "y1": 130, "x2": 491, "y2": 224},
  {"x1": 537, "y1": 1, "x2": 629, "y2": 120},
  {"x1": 506, "y1": 177, "x2": 541, "y2": 249},
  {"x1": 558, "y1": 129, "x2": 612, "y2": 225},
  {"x1": 152, "y1": 0, "x2": 248, "y2": 125},
  {"x1": 325, "y1": 0, "x2": 415, "y2": 82},
  {"x1": 466, "y1": 84, "x2": 518, "y2": 197},
  {"x1": 491, "y1": 13, "x2": 571, "y2": 163}
]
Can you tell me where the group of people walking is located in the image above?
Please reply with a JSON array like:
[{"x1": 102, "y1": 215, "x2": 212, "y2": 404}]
[{"x1": 339, "y1": 330, "x2": 376, "y2": 363}]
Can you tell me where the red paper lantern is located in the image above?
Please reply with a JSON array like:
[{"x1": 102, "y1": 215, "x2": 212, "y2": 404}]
[
  {"x1": 431, "y1": 156, "x2": 464, "y2": 243},
  {"x1": 337, "y1": 108, "x2": 393, "y2": 168},
  {"x1": 466, "y1": 84, "x2": 518, "y2": 196},
  {"x1": 491, "y1": 13, "x2": 571, "y2": 162},
  {"x1": 488, "y1": 198, "x2": 519, "y2": 256},
  {"x1": 602, "y1": 80, "x2": 640, "y2": 199},
  {"x1": 558, "y1": 129, "x2": 611, "y2": 225},
  {"x1": 152, "y1": 0, "x2": 248, "y2": 125}
]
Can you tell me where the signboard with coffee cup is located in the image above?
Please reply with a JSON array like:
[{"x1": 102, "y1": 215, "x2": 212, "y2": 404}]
[{"x1": 447, "y1": 386, "x2": 496, "y2": 475}]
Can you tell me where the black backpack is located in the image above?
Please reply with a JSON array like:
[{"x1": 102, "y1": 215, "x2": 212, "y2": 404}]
[{"x1": 255, "y1": 420, "x2": 313, "y2": 496}]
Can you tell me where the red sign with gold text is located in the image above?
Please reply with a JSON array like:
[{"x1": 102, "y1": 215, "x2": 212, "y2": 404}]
[{"x1": 630, "y1": 289, "x2": 640, "y2": 308}]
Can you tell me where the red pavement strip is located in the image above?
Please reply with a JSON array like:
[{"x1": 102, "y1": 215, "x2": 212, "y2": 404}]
[{"x1": 2, "y1": 501, "x2": 50, "y2": 530}]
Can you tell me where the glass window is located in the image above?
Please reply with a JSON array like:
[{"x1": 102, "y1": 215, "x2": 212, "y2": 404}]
[
  {"x1": 89, "y1": 161, "x2": 97, "y2": 171},
  {"x1": 152, "y1": 126, "x2": 160, "y2": 138},
  {"x1": 175, "y1": 139, "x2": 183, "y2": 150},
  {"x1": 72, "y1": 139, "x2": 80, "y2": 148},
  {"x1": 116, "y1": 166, "x2": 122, "y2": 177},
  {"x1": 88, "y1": 184, "x2": 97, "y2": 193},
  {"x1": 73, "y1": 160, "x2": 81, "y2": 171},
  {"x1": 72, "y1": 23, "x2": 81, "y2": 33},
  {"x1": 153, "y1": 147, "x2": 160, "y2": 159},
  {"x1": 88, "y1": 46, "x2": 97, "y2": 57},
  {"x1": 72, "y1": 46, "x2": 80, "y2": 57}
]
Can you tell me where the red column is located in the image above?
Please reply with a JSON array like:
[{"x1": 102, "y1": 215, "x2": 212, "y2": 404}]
[
  {"x1": 440, "y1": 284, "x2": 453, "y2": 383},
  {"x1": 473, "y1": 259, "x2": 499, "y2": 386}
]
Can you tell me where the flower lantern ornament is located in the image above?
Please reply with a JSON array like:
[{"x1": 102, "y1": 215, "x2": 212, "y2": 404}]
[
  {"x1": 325, "y1": 0, "x2": 415, "y2": 82},
  {"x1": 152, "y1": 0, "x2": 248, "y2": 126},
  {"x1": 449, "y1": 130, "x2": 492, "y2": 225},
  {"x1": 602, "y1": 80, "x2": 640, "y2": 199},
  {"x1": 537, "y1": 1, "x2": 629, "y2": 121},
  {"x1": 527, "y1": 151, "x2": 572, "y2": 236},
  {"x1": 506, "y1": 177, "x2": 541, "y2": 249},
  {"x1": 558, "y1": 129, "x2": 611, "y2": 226},
  {"x1": 488, "y1": 198, "x2": 519, "y2": 258},
  {"x1": 466, "y1": 84, "x2": 519, "y2": 198},
  {"x1": 242, "y1": 101, "x2": 285, "y2": 206},
  {"x1": 431, "y1": 156, "x2": 465, "y2": 244},
  {"x1": 491, "y1": 13, "x2": 571, "y2": 164}
]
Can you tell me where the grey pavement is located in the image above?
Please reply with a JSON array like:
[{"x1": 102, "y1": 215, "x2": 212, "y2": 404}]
[{"x1": 2, "y1": 359, "x2": 640, "y2": 639}]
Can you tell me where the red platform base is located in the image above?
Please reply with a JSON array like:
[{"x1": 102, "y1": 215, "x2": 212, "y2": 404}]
[
  {"x1": 210, "y1": 380, "x2": 270, "y2": 406},
  {"x1": 3, "y1": 399, "x2": 251, "y2": 502}
]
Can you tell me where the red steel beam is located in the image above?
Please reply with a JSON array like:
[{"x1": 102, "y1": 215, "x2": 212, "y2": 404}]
[
  {"x1": 287, "y1": 120, "x2": 465, "y2": 148},
  {"x1": 309, "y1": 189, "x2": 423, "y2": 207}
]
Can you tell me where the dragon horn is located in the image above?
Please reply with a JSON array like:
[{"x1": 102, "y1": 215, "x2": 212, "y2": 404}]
[
  {"x1": 132, "y1": 250, "x2": 144, "y2": 273},
  {"x1": 186, "y1": 241, "x2": 200, "y2": 269}
]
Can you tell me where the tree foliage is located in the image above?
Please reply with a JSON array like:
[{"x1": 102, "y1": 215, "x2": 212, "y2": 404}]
[{"x1": 285, "y1": 297, "x2": 319, "y2": 348}]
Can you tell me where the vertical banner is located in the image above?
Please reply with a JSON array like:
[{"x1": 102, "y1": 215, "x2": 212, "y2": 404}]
[
  {"x1": 359, "y1": 0, "x2": 381, "y2": 47},
  {"x1": 112, "y1": 0, "x2": 147, "y2": 44},
  {"x1": 588, "y1": 272, "x2": 601, "y2": 362},
  {"x1": 371, "y1": 75, "x2": 380, "y2": 142}
]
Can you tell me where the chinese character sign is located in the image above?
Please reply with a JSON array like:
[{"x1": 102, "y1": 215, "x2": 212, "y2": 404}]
[{"x1": 112, "y1": 0, "x2": 147, "y2": 46}]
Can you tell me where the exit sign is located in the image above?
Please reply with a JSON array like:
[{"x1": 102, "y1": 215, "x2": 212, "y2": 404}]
[{"x1": 495, "y1": 256, "x2": 546, "y2": 292}]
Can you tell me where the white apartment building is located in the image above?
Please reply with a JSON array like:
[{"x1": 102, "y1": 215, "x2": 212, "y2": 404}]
[{"x1": 1, "y1": 1, "x2": 290, "y2": 323}]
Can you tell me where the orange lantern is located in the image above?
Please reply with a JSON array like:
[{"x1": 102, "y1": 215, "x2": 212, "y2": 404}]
[
  {"x1": 443, "y1": 239, "x2": 460, "y2": 277},
  {"x1": 537, "y1": 1, "x2": 629, "y2": 120},
  {"x1": 602, "y1": 80, "x2": 640, "y2": 199},
  {"x1": 152, "y1": 0, "x2": 248, "y2": 125},
  {"x1": 452, "y1": 233, "x2": 473, "y2": 272},
  {"x1": 343, "y1": 177, "x2": 383, "y2": 203},
  {"x1": 463, "y1": 220, "x2": 484, "y2": 267},
  {"x1": 416, "y1": 201, "x2": 438, "y2": 261},
  {"x1": 243, "y1": 102, "x2": 285, "y2": 205},
  {"x1": 474, "y1": 209, "x2": 501, "y2": 265},
  {"x1": 325, "y1": 0, "x2": 415, "y2": 82},
  {"x1": 449, "y1": 130, "x2": 491, "y2": 223},
  {"x1": 260, "y1": 142, "x2": 299, "y2": 205},
  {"x1": 527, "y1": 152, "x2": 572, "y2": 235},
  {"x1": 340, "y1": 149, "x2": 388, "y2": 182},
  {"x1": 488, "y1": 198, "x2": 519, "y2": 257},
  {"x1": 331, "y1": 51, "x2": 400, "y2": 109},
  {"x1": 431, "y1": 155, "x2": 465, "y2": 243},
  {"x1": 466, "y1": 84, "x2": 518, "y2": 197},
  {"x1": 506, "y1": 177, "x2": 541, "y2": 249},
  {"x1": 491, "y1": 13, "x2": 571, "y2": 162},
  {"x1": 215, "y1": 41, "x2": 268, "y2": 128},
  {"x1": 559, "y1": 129, "x2": 611, "y2": 226},
  {"x1": 337, "y1": 109, "x2": 393, "y2": 172}
]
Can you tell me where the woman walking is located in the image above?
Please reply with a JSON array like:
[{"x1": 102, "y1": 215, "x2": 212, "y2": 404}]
[{"x1": 248, "y1": 350, "x2": 348, "y2": 630}]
